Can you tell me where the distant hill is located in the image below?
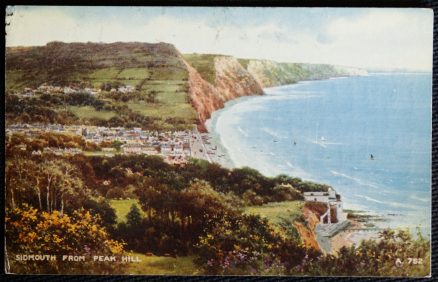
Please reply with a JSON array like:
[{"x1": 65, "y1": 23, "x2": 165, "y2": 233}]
[
  {"x1": 6, "y1": 42, "x2": 367, "y2": 131},
  {"x1": 6, "y1": 41, "x2": 186, "y2": 89},
  {"x1": 241, "y1": 59, "x2": 367, "y2": 88},
  {"x1": 6, "y1": 42, "x2": 197, "y2": 130}
]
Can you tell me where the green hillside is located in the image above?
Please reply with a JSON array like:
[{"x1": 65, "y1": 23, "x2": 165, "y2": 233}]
[{"x1": 5, "y1": 42, "x2": 197, "y2": 130}]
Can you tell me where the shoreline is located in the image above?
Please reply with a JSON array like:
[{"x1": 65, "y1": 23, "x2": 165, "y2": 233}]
[
  {"x1": 201, "y1": 74, "x2": 430, "y2": 248},
  {"x1": 204, "y1": 95, "x2": 259, "y2": 169}
]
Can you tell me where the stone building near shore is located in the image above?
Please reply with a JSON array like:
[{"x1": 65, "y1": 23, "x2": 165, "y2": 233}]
[{"x1": 303, "y1": 187, "x2": 347, "y2": 224}]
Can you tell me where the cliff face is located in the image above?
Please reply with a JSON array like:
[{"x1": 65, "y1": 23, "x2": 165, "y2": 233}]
[
  {"x1": 183, "y1": 60, "x2": 222, "y2": 132},
  {"x1": 184, "y1": 55, "x2": 367, "y2": 131},
  {"x1": 246, "y1": 60, "x2": 301, "y2": 87},
  {"x1": 246, "y1": 59, "x2": 368, "y2": 88},
  {"x1": 214, "y1": 56, "x2": 263, "y2": 101},
  {"x1": 184, "y1": 56, "x2": 263, "y2": 132},
  {"x1": 295, "y1": 206, "x2": 321, "y2": 251},
  {"x1": 185, "y1": 55, "x2": 368, "y2": 131}
]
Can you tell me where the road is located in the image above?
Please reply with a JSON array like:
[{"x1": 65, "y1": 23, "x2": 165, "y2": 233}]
[{"x1": 189, "y1": 129, "x2": 211, "y2": 162}]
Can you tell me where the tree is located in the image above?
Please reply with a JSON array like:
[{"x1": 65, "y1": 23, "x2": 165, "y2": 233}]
[
  {"x1": 5, "y1": 157, "x2": 38, "y2": 209},
  {"x1": 195, "y1": 214, "x2": 284, "y2": 275},
  {"x1": 135, "y1": 176, "x2": 170, "y2": 221},
  {"x1": 126, "y1": 204, "x2": 142, "y2": 227},
  {"x1": 5, "y1": 156, "x2": 89, "y2": 213},
  {"x1": 146, "y1": 90, "x2": 158, "y2": 103},
  {"x1": 117, "y1": 204, "x2": 145, "y2": 252},
  {"x1": 179, "y1": 180, "x2": 237, "y2": 238},
  {"x1": 112, "y1": 140, "x2": 124, "y2": 151},
  {"x1": 36, "y1": 159, "x2": 88, "y2": 213},
  {"x1": 84, "y1": 199, "x2": 117, "y2": 232}
]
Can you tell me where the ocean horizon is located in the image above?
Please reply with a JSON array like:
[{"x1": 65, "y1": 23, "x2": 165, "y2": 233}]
[{"x1": 208, "y1": 72, "x2": 432, "y2": 234}]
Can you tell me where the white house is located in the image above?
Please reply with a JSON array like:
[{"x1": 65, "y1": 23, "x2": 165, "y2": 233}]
[
  {"x1": 122, "y1": 144, "x2": 144, "y2": 154},
  {"x1": 63, "y1": 87, "x2": 76, "y2": 94},
  {"x1": 118, "y1": 85, "x2": 135, "y2": 93},
  {"x1": 173, "y1": 143, "x2": 184, "y2": 156},
  {"x1": 303, "y1": 187, "x2": 347, "y2": 224},
  {"x1": 121, "y1": 144, "x2": 158, "y2": 155},
  {"x1": 160, "y1": 144, "x2": 172, "y2": 155}
]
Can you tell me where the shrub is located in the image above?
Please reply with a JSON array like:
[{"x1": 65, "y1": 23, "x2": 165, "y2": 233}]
[
  {"x1": 5, "y1": 204, "x2": 125, "y2": 274},
  {"x1": 106, "y1": 188, "x2": 124, "y2": 199}
]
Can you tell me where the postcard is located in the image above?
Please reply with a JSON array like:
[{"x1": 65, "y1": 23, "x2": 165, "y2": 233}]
[{"x1": 4, "y1": 6, "x2": 432, "y2": 276}]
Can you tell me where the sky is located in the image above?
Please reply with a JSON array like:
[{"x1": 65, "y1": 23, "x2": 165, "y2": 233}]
[{"x1": 5, "y1": 6, "x2": 434, "y2": 71}]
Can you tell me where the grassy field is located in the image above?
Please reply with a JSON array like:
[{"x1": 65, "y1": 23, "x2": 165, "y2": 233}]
[
  {"x1": 148, "y1": 66, "x2": 187, "y2": 81},
  {"x1": 244, "y1": 201, "x2": 304, "y2": 225},
  {"x1": 88, "y1": 67, "x2": 120, "y2": 80},
  {"x1": 124, "y1": 253, "x2": 200, "y2": 275},
  {"x1": 68, "y1": 106, "x2": 117, "y2": 121},
  {"x1": 237, "y1": 58, "x2": 250, "y2": 69},
  {"x1": 117, "y1": 68, "x2": 150, "y2": 80},
  {"x1": 86, "y1": 64, "x2": 194, "y2": 127},
  {"x1": 183, "y1": 53, "x2": 217, "y2": 85},
  {"x1": 142, "y1": 82, "x2": 186, "y2": 94},
  {"x1": 5, "y1": 70, "x2": 25, "y2": 90},
  {"x1": 126, "y1": 101, "x2": 197, "y2": 120},
  {"x1": 109, "y1": 199, "x2": 145, "y2": 223},
  {"x1": 82, "y1": 151, "x2": 118, "y2": 157},
  {"x1": 156, "y1": 91, "x2": 189, "y2": 104}
]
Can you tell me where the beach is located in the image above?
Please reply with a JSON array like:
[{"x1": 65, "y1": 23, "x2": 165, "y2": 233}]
[
  {"x1": 188, "y1": 124, "x2": 235, "y2": 169},
  {"x1": 329, "y1": 220, "x2": 379, "y2": 254}
]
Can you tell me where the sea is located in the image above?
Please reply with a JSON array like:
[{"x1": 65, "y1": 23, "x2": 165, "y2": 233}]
[{"x1": 207, "y1": 72, "x2": 432, "y2": 235}]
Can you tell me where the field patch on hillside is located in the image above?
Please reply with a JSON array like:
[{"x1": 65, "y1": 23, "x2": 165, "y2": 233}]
[{"x1": 68, "y1": 106, "x2": 117, "y2": 121}]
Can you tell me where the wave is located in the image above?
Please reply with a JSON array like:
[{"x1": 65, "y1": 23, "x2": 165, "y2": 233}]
[
  {"x1": 262, "y1": 127, "x2": 286, "y2": 139},
  {"x1": 264, "y1": 94, "x2": 320, "y2": 100},
  {"x1": 410, "y1": 194, "x2": 430, "y2": 203},
  {"x1": 283, "y1": 161, "x2": 313, "y2": 180},
  {"x1": 368, "y1": 72, "x2": 431, "y2": 76},
  {"x1": 309, "y1": 139, "x2": 327, "y2": 148},
  {"x1": 356, "y1": 194, "x2": 385, "y2": 204},
  {"x1": 330, "y1": 170, "x2": 379, "y2": 189},
  {"x1": 226, "y1": 99, "x2": 266, "y2": 114},
  {"x1": 237, "y1": 126, "x2": 249, "y2": 137},
  {"x1": 356, "y1": 194, "x2": 419, "y2": 211},
  {"x1": 329, "y1": 76, "x2": 348, "y2": 80}
]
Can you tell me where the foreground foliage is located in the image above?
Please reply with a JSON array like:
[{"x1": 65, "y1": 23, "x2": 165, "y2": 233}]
[
  {"x1": 4, "y1": 137, "x2": 430, "y2": 276},
  {"x1": 5, "y1": 205, "x2": 125, "y2": 274},
  {"x1": 301, "y1": 229, "x2": 430, "y2": 277}
]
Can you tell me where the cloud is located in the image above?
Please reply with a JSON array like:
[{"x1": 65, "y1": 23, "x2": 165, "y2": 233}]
[
  {"x1": 321, "y1": 9, "x2": 433, "y2": 70},
  {"x1": 6, "y1": 7, "x2": 433, "y2": 71},
  {"x1": 6, "y1": 8, "x2": 78, "y2": 46}
]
